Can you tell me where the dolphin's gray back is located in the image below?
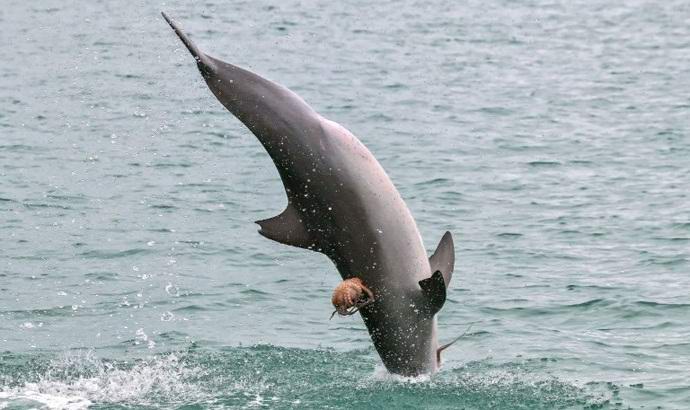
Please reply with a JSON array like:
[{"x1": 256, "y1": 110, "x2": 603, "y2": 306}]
[{"x1": 202, "y1": 56, "x2": 325, "y2": 170}]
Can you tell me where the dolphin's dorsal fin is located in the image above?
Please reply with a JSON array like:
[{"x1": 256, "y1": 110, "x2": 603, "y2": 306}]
[
  {"x1": 255, "y1": 205, "x2": 314, "y2": 250},
  {"x1": 419, "y1": 232, "x2": 455, "y2": 315},
  {"x1": 429, "y1": 231, "x2": 454, "y2": 288}
]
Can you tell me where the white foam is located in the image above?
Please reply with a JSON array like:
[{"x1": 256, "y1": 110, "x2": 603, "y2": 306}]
[
  {"x1": 368, "y1": 364, "x2": 432, "y2": 384},
  {"x1": 0, "y1": 389, "x2": 92, "y2": 410},
  {"x1": 0, "y1": 350, "x2": 205, "y2": 409}
]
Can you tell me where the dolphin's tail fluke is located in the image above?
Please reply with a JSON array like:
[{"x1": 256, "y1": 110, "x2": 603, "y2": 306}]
[{"x1": 161, "y1": 12, "x2": 214, "y2": 69}]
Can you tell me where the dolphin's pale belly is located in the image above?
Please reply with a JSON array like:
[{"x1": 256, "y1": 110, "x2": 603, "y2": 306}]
[
  {"x1": 293, "y1": 119, "x2": 440, "y2": 375},
  {"x1": 305, "y1": 118, "x2": 430, "y2": 287}
]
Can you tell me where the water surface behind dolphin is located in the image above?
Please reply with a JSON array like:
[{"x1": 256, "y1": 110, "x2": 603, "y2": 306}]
[{"x1": 1, "y1": 0, "x2": 689, "y2": 408}]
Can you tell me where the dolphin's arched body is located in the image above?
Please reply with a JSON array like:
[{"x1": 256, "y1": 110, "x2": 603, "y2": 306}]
[{"x1": 163, "y1": 13, "x2": 456, "y2": 376}]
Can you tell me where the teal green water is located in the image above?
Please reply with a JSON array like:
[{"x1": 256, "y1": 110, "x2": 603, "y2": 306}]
[{"x1": 1, "y1": 0, "x2": 689, "y2": 408}]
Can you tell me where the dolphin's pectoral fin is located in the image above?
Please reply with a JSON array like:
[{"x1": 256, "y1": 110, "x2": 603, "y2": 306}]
[
  {"x1": 255, "y1": 205, "x2": 314, "y2": 250},
  {"x1": 429, "y1": 231, "x2": 455, "y2": 289},
  {"x1": 419, "y1": 271, "x2": 447, "y2": 315},
  {"x1": 420, "y1": 231, "x2": 454, "y2": 316}
]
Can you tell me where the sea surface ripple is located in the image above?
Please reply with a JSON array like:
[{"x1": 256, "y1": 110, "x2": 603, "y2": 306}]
[{"x1": 1, "y1": 0, "x2": 689, "y2": 408}]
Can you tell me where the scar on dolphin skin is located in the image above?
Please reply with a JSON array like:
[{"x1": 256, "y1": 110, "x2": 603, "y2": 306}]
[{"x1": 330, "y1": 278, "x2": 375, "y2": 319}]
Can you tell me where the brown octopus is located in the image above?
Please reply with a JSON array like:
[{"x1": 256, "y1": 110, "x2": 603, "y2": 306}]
[{"x1": 330, "y1": 277, "x2": 375, "y2": 319}]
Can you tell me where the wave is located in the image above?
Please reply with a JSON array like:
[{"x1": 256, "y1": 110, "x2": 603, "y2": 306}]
[{"x1": 0, "y1": 346, "x2": 616, "y2": 409}]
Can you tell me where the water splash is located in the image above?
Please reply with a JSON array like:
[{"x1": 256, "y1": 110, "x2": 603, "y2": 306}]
[
  {"x1": 0, "y1": 346, "x2": 616, "y2": 409},
  {"x1": 0, "y1": 350, "x2": 207, "y2": 409}
]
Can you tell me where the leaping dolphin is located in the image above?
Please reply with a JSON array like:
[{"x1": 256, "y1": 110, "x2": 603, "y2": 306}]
[{"x1": 162, "y1": 12, "x2": 456, "y2": 376}]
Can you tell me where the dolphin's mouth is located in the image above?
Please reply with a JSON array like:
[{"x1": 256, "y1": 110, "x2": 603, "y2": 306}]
[{"x1": 330, "y1": 278, "x2": 375, "y2": 319}]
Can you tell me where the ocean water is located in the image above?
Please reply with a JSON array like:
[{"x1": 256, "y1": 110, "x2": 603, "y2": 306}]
[{"x1": 1, "y1": 0, "x2": 689, "y2": 408}]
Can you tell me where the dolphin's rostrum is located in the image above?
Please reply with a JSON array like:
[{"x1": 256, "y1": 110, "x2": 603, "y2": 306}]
[{"x1": 162, "y1": 12, "x2": 456, "y2": 376}]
